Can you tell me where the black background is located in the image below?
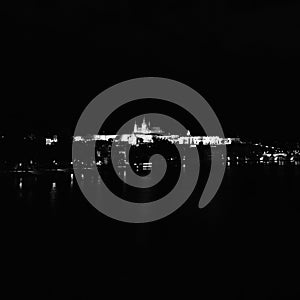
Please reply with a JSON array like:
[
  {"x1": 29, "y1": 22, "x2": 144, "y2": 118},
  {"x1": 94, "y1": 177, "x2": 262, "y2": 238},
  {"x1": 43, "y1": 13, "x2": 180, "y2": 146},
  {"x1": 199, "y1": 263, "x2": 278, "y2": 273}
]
[
  {"x1": 2, "y1": 1, "x2": 300, "y2": 299},
  {"x1": 2, "y1": 1, "x2": 300, "y2": 140}
]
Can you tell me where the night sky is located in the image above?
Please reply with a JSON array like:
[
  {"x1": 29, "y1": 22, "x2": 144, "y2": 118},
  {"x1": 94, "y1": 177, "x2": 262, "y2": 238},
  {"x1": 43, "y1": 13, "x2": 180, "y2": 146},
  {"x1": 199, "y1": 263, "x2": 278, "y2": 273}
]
[{"x1": 2, "y1": 1, "x2": 300, "y2": 140}]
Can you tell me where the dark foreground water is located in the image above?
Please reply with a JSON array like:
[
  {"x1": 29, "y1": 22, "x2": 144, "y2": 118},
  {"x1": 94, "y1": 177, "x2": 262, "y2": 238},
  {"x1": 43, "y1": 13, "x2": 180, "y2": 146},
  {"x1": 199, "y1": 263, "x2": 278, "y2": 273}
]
[{"x1": 2, "y1": 165, "x2": 300, "y2": 299}]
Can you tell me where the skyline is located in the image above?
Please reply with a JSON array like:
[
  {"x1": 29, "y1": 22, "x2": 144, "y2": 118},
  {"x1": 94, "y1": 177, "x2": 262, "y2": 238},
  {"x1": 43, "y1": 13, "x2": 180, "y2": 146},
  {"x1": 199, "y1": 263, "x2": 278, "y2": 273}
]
[
  {"x1": 1, "y1": 112, "x2": 300, "y2": 144},
  {"x1": 73, "y1": 117, "x2": 237, "y2": 146},
  {"x1": 1, "y1": 114, "x2": 300, "y2": 173}
]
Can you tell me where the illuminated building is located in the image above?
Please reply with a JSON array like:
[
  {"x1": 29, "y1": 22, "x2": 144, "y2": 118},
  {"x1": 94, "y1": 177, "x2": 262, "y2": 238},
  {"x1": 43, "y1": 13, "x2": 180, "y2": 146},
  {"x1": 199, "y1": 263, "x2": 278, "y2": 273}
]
[
  {"x1": 133, "y1": 117, "x2": 163, "y2": 134},
  {"x1": 73, "y1": 118, "x2": 238, "y2": 146}
]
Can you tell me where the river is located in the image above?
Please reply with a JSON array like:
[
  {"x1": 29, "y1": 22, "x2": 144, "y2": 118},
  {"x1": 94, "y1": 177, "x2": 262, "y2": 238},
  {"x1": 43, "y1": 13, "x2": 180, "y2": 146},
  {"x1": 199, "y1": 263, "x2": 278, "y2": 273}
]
[{"x1": 2, "y1": 164, "x2": 300, "y2": 298}]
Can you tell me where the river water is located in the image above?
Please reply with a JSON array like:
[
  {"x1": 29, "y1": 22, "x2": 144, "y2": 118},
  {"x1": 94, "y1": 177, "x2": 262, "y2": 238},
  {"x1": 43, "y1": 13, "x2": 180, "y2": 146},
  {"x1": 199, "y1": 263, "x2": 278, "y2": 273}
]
[{"x1": 2, "y1": 164, "x2": 300, "y2": 299}]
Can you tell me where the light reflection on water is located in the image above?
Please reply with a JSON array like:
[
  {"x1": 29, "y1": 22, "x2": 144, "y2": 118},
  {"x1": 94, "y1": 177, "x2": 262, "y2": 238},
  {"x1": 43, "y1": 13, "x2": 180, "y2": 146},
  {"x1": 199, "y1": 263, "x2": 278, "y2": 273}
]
[
  {"x1": 6, "y1": 161, "x2": 300, "y2": 212},
  {"x1": 50, "y1": 182, "x2": 57, "y2": 202},
  {"x1": 3, "y1": 164, "x2": 300, "y2": 299}
]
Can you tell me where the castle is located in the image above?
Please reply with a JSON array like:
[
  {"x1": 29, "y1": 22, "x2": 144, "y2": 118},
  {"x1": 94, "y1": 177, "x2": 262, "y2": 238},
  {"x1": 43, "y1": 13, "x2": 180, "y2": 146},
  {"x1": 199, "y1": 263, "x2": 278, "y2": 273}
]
[{"x1": 133, "y1": 117, "x2": 163, "y2": 135}]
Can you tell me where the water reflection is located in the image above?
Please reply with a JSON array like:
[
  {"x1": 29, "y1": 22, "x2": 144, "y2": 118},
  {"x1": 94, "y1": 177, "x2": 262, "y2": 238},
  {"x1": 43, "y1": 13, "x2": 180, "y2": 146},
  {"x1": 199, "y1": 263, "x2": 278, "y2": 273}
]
[
  {"x1": 70, "y1": 173, "x2": 74, "y2": 188},
  {"x1": 4, "y1": 158, "x2": 300, "y2": 213},
  {"x1": 50, "y1": 181, "x2": 57, "y2": 202},
  {"x1": 80, "y1": 173, "x2": 84, "y2": 187}
]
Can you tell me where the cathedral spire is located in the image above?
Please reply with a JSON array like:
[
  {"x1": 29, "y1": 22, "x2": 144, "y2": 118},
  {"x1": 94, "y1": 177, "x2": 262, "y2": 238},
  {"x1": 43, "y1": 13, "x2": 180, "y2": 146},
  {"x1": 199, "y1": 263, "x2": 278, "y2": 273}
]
[
  {"x1": 133, "y1": 121, "x2": 137, "y2": 133},
  {"x1": 141, "y1": 116, "x2": 147, "y2": 133}
]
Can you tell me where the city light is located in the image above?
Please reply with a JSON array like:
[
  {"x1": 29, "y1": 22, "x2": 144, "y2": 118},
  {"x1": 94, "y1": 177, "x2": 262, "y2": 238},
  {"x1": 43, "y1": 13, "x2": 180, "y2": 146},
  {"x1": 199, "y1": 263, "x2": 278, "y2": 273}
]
[
  {"x1": 1, "y1": 118, "x2": 300, "y2": 173},
  {"x1": 73, "y1": 118, "x2": 237, "y2": 146}
]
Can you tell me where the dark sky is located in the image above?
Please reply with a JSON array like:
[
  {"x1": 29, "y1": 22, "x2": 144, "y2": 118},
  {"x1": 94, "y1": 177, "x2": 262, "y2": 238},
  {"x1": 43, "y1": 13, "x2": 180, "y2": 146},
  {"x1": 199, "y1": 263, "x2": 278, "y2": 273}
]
[{"x1": 2, "y1": 1, "x2": 300, "y2": 140}]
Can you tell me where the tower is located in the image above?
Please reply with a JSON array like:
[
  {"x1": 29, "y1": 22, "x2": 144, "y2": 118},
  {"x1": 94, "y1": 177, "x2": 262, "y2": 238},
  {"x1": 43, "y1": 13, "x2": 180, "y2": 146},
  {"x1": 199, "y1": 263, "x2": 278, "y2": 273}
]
[
  {"x1": 134, "y1": 122, "x2": 137, "y2": 133},
  {"x1": 141, "y1": 116, "x2": 147, "y2": 133}
]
